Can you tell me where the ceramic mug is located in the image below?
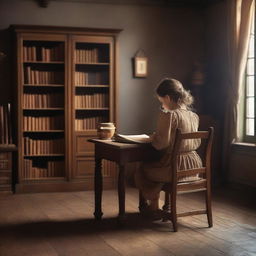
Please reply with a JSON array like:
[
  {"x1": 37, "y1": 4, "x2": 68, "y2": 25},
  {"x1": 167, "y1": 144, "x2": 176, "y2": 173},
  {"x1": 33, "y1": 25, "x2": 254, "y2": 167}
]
[{"x1": 97, "y1": 122, "x2": 116, "y2": 140}]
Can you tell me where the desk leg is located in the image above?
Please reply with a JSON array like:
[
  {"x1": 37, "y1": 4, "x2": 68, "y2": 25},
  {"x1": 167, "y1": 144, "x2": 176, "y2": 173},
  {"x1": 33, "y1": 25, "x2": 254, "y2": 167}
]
[
  {"x1": 94, "y1": 158, "x2": 103, "y2": 220},
  {"x1": 118, "y1": 164, "x2": 126, "y2": 222}
]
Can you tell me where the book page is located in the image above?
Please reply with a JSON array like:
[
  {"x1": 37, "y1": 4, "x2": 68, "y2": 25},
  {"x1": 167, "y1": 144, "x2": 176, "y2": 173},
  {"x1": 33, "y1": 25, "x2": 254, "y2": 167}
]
[{"x1": 114, "y1": 133, "x2": 151, "y2": 144}]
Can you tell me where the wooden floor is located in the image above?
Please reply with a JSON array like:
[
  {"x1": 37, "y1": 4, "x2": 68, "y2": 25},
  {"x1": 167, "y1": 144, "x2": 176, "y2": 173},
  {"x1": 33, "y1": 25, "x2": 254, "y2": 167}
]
[{"x1": 0, "y1": 187, "x2": 255, "y2": 256}]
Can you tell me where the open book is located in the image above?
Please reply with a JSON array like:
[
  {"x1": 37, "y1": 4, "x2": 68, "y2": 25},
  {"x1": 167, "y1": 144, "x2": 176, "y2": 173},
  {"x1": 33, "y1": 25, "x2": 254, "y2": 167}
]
[{"x1": 114, "y1": 133, "x2": 151, "y2": 144}]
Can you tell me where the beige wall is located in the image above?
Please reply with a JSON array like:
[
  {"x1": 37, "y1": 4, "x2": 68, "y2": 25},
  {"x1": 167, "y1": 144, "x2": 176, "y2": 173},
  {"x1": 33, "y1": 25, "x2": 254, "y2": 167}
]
[{"x1": 0, "y1": 0, "x2": 204, "y2": 134}]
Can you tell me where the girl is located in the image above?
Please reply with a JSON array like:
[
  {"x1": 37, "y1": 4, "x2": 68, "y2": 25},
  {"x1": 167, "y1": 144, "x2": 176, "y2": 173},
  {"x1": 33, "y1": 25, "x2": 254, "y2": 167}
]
[{"x1": 135, "y1": 78, "x2": 202, "y2": 216}]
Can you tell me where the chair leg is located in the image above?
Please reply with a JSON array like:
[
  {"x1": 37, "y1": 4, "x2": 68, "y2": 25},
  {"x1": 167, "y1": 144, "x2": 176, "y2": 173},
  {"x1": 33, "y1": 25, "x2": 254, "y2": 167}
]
[
  {"x1": 171, "y1": 209, "x2": 177, "y2": 232},
  {"x1": 205, "y1": 189, "x2": 213, "y2": 227},
  {"x1": 171, "y1": 192, "x2": 178, "y2": 232},
  {"x1": 162, "y1": 192, "x2": 170, "y2": 222}
]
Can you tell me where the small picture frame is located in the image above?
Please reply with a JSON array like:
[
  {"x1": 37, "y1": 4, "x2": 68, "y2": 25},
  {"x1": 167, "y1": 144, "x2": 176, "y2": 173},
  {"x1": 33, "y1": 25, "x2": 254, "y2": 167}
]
[{"x1": 134, "y1": 57, "x2": 148, "y2": 77}]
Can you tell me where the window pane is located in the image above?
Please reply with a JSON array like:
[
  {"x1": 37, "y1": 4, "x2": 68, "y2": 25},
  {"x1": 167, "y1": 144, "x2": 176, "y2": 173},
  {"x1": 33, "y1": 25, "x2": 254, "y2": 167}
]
[
  {"x1": 246, "y1": 76, "x2": 254, "y2": 96},
  {"x1": 246, "y1": 118, "x2": 255, "y2": 136},
  {"x1": 251, "y1": 15, "x2": 255, "y2": 35},
  {"x1": 246, "y1": 97, "x2": 255, "y2": 117},
  {"x1": 244, "y1": 11, "x2": 255, "y2": 140},
  {"x1": 248, "y1": 35, "x2": 254, "y2": 57},
  {"x1": 247, "y1": 58, "x2": 255, "y2": 75}
]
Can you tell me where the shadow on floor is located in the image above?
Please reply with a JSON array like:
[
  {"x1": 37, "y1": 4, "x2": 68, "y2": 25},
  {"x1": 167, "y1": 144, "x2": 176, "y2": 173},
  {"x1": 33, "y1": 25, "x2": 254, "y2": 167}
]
[{"x1": 0, "y1": 212, "x2": 196, "y2": 240}]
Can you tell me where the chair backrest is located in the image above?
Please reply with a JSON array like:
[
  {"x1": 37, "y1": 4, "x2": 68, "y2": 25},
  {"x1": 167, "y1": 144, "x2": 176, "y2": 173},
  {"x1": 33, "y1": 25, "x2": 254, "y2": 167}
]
[{"x1": 171, "y1": 127, "x2": 214, "y2": 193}]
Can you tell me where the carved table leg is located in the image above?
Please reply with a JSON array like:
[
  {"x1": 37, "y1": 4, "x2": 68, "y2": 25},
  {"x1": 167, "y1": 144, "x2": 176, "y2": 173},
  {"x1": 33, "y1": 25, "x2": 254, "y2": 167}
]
[
  {"x1": 118, "y1": 164, "x2": 126, "y2": 222},
  {"x1": 94, "y1": 157, "x2": 103, "y2": 220}
]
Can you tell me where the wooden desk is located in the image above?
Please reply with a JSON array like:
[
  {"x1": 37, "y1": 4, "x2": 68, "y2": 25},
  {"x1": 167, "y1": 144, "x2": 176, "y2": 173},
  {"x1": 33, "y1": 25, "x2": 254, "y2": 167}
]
[{"x1": 88, "y1": 139, "x2": 156, "y2": 221}]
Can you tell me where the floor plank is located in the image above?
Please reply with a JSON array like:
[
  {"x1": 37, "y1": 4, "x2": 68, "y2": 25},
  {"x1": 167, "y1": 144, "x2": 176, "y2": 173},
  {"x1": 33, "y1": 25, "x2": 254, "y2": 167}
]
[{"x1": 0, "y1": 187, "x2": 255, "y2": 256}]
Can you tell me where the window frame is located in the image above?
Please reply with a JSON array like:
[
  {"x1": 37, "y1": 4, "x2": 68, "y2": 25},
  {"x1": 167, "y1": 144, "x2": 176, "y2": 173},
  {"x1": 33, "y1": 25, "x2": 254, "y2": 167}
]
[{"x1": 244, "y1": 8, "x2": 256, "y2": 143}]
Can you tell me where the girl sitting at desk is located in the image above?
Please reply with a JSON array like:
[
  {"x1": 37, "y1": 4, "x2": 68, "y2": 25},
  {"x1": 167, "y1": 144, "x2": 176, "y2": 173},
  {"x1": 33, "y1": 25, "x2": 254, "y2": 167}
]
[{"x1": 135, "y1": 78, "x2": 202, "y2": 217}]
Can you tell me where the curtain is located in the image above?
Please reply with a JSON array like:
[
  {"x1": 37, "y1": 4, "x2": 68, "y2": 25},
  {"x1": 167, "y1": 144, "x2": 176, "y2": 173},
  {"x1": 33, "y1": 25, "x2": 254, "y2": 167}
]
[{"x1": 222, "y1": 0, "x2": 254, "y2": 182}]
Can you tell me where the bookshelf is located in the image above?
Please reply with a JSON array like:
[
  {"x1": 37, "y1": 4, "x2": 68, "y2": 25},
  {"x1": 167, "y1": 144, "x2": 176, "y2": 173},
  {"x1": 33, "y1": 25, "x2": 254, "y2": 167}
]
[
  {"x1": 0, "y1": 104, "x2": 12, "y2": 145},
  {"x1": 0, "y1": 103, "x2": 17, "y2": 193},
  {"x1": 13, "y1": 25, "x2": 121, "y2": 193}
]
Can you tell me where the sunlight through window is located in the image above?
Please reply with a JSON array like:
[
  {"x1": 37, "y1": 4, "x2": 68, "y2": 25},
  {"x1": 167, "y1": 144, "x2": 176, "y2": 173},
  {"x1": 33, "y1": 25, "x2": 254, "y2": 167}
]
[{"x1": 245, "y1": 14, "x2": 255, "y2": 138}]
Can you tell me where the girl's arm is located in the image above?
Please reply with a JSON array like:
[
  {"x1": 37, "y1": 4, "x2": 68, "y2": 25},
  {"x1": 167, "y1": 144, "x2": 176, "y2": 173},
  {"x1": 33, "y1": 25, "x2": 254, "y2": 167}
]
[{"x1": 151, "y1": 111, "x2": 177, "y2": 150}]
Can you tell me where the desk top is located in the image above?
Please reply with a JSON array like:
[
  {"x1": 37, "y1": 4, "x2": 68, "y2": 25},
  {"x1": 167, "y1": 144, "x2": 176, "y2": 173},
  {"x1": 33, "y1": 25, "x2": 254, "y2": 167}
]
[
  {"x1": 88, "y1": 139, "x2": 158, "y2": 163},
  {"x1": 88, "y1": 139, "x2": 151, "y2": 150}
]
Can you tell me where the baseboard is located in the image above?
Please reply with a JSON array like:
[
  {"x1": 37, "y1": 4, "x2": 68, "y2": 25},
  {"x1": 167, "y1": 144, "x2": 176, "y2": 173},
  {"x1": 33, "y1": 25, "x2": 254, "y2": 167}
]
[
  {"x1": 226, "y1": 182, "x2": 256, "y2": 193},
  {"x1": 15, "y1": 179, "x2": 117, "y2": 193}
]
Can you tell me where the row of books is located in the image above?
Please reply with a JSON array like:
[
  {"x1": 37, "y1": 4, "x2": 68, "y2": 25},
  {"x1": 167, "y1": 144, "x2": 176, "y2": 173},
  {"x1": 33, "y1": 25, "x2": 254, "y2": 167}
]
[
  {"x1": 75, "y1": 94, "x2": 109, "y2": 108},
  {"x1": 24, "y1": 67, "x2": 64, "y2": 85},
  {"x1": 23, "y1": 44, "x2": 64, "y2": 62},
  {"x1": 24, "y1": 137, "x2": 64, "y2": 155},
  {"x1": 23, "y1": 93, "x2": 64, "y2": 108},
  {"x1": 74, "y1": 48, "x2": 100, "y2": 63},
  {"x1": 75, "y1": 71, "x2": 108, "y2": 85},
  {"x1": 75, "y1": 117, "x2": 106, "y2": 130},
  {"x1": 23, "y1": 116, "x2": 64, "y2": 130},
  {"x1": 0, "y1": 104, "x2": 12, "y2": 144},
  {"x1": 23, "y1": 159, "x2": 64, "y2": 179}
]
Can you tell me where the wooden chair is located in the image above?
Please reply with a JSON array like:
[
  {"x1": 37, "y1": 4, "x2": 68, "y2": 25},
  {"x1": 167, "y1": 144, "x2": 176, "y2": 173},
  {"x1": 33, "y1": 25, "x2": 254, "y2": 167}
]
[{"x1": 161, "y1": 127, "x2": 214, "y2": 232}]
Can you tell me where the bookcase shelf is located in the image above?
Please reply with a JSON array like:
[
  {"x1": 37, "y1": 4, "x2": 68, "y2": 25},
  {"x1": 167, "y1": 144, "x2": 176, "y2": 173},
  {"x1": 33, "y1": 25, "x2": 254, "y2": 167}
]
[
  {"x1": 13, "y1": 25, "x2": 121, "y2": 193},
  {"x1": 23, "y1": 61, "x2": 65, "y2": 64},
  {"x1": 23, "y1": 177, "x2": 65, "y2": 181},
  {"x1": 24, "y1": 84, "x2": 65, "y2": 87},
  {"x1": 75, "y1": 62, "x2": 109, "y2": 65},
  {"x1": 23, "y1": 108, "x2": 64, "y2": 110},
  {"x1": 75, "y1": 85, "x2": 109, "y2": 88},
  {"x1": 23, "y1": 130, "x2": 65, "y2": 133},
  {"x1": 76, "y1": 108, "x2": 109, "y2": 111},
  {"x1": 75, "y1": 129, "x2": 97, "y2": 133},
  {"x1": 24, "y1": 154, "x2": 65, "y2": 157}
]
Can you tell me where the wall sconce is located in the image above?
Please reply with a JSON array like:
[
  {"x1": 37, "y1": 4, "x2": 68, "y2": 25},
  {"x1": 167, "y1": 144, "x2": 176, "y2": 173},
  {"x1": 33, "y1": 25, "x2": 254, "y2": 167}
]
[{"x1": 133, "y1": 49, "x2": 148, "y2": 78}]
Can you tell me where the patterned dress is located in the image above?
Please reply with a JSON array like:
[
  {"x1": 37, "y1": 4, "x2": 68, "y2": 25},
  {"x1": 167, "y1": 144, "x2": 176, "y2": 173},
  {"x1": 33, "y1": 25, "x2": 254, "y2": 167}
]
[{"x1": 135, "y1": 108, "x2": 202, "y2": 200}]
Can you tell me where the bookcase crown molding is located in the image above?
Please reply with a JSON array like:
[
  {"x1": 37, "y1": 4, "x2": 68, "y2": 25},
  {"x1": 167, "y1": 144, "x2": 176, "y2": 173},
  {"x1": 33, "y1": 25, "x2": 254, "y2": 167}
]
[{"x1": 11, "y1": 24, "x2": 123, "y2": 37}]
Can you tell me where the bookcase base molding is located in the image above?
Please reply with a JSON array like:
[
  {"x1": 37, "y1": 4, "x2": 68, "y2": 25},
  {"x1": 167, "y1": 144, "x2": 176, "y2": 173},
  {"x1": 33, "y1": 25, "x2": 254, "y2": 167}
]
[
  {"x1": 15, "y1": 178, "x2": 116, "y2": 193},
  {"x1": 13, "y1": 25, "x2": 121, "y2": 193}
]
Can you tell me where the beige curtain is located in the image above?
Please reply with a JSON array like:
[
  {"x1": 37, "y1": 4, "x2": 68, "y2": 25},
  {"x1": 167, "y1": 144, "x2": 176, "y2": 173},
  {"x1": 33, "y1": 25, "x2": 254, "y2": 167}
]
[{"x1": 223, "y1": 0, "x2": 254, "y2": 180}]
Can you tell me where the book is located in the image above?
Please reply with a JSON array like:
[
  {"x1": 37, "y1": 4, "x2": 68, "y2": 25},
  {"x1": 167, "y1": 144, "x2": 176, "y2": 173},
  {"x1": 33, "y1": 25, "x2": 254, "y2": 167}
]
[{"x1": 114, "y1": 133, "x2": 151, "y2": 144}]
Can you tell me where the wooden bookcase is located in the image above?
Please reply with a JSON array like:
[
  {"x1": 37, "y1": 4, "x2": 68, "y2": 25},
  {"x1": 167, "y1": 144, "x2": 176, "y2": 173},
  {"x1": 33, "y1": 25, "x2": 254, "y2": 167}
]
[
  {"x1": 0, "y1": 103, "x2": 17, "y2": 193},
  {"x1": 12, "y1": 25, "x2": 121, "y2": 193}
]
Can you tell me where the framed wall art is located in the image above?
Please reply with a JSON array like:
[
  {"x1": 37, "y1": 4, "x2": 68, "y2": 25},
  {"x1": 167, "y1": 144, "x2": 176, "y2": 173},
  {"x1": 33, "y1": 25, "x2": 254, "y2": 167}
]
[{"x1": 134, "y1": 56, "x2": 148, "y2": 78}]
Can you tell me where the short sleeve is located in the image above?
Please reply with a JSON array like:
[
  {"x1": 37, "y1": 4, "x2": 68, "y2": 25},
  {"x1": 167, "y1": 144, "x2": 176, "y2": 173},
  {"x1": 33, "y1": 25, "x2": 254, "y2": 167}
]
[{"x1": 151, "y1": 111, "x2": 178, "y2": 150}]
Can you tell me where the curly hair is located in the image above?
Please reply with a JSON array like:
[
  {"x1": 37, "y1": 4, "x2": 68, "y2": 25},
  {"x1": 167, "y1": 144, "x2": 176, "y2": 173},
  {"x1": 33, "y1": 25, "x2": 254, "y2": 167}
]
[{"x1": 156, "y1": 78, "x2": 194, "y2": 107}]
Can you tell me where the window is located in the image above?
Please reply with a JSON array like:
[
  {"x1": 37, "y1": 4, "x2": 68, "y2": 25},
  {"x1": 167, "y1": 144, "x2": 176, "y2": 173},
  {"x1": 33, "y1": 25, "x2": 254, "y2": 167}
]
[{"x1": 244, "y1": 12, "x2": 256, "y2": 142}]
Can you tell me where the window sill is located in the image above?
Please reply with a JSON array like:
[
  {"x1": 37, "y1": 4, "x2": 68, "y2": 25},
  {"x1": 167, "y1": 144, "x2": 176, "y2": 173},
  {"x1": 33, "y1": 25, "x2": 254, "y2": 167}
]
[
  {"x1": 232, "y1": 142, "x2": 256, "y2": 147},
  {"x1": 231, "y1": 142, "x2": 256, "y2": 156}
]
